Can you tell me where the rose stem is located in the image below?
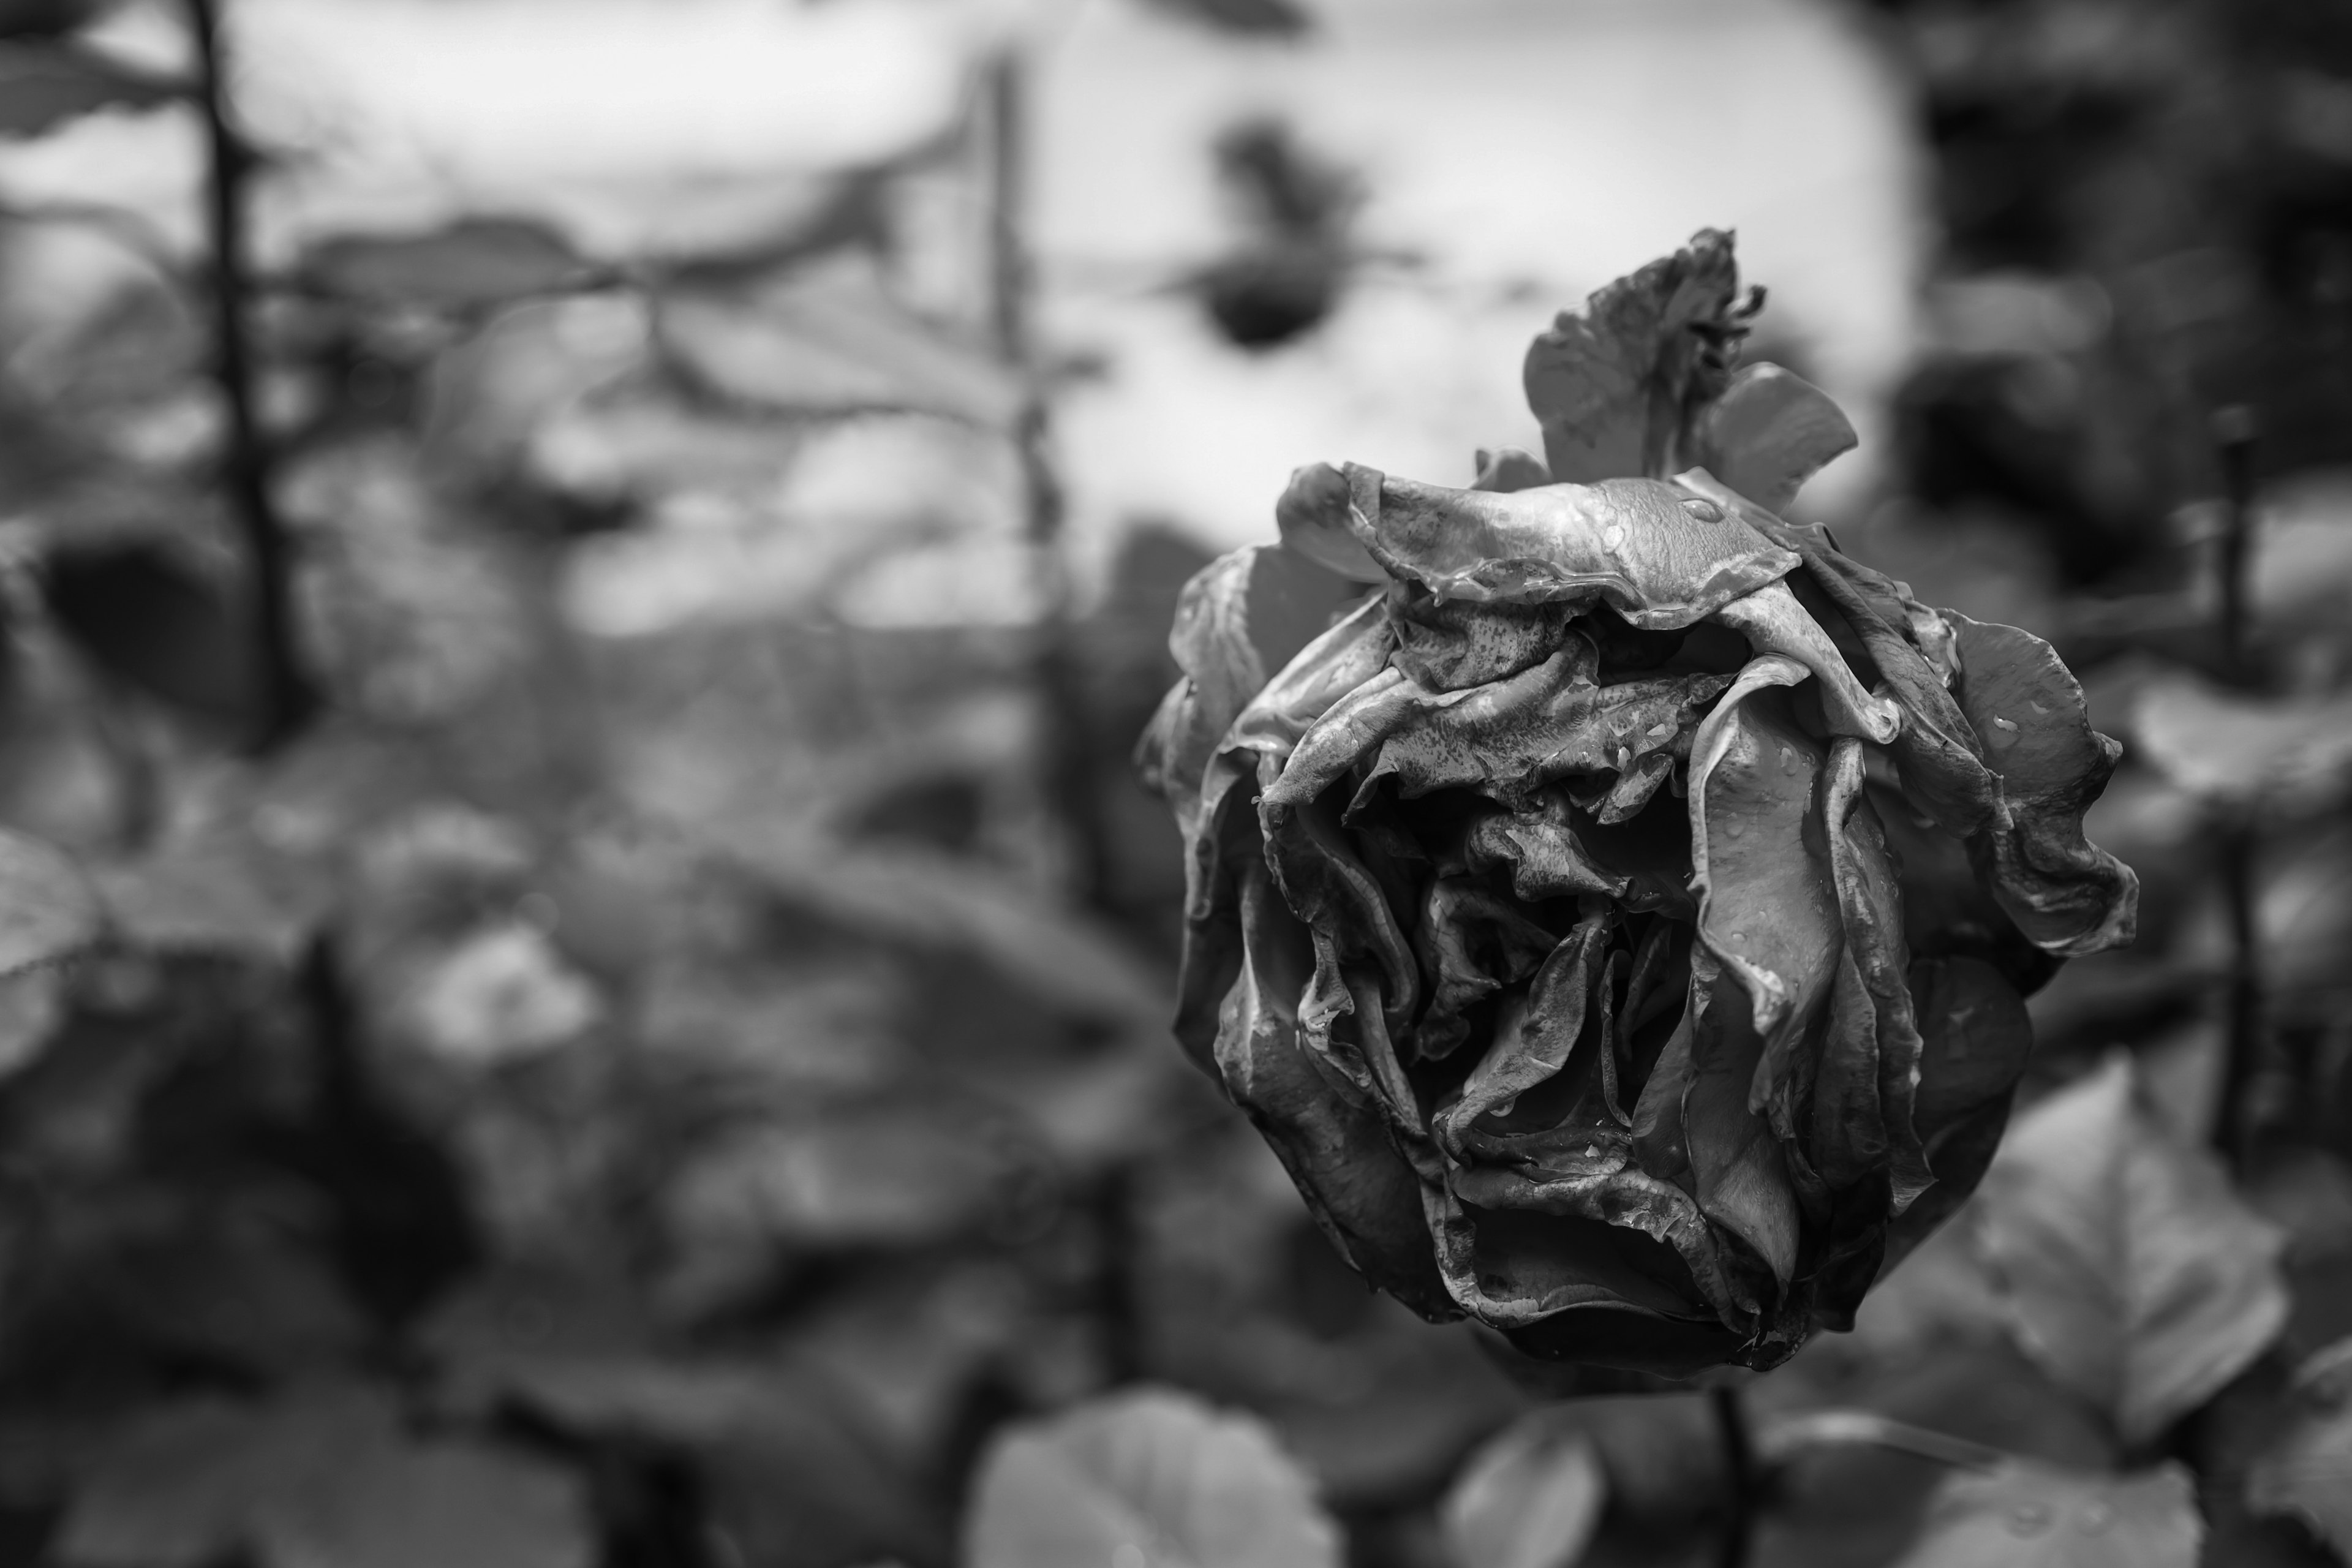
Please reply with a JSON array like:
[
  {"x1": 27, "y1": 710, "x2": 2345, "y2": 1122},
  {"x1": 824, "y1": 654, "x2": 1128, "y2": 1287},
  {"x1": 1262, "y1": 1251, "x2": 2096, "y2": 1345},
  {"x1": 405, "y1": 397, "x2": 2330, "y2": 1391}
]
[
  {"x1": 1713, "y1": 1384, "x2": 1760, "y2": 1568},
  {"x1": 985, "y1": 50, "x2": 1112, "y2": 913},
  {"x1": 2208, "y1": 407, "x2": 2263, "y2": 1167},
  {"x1": 186, "y1": 0, "x2": 314, "y2": 752}
]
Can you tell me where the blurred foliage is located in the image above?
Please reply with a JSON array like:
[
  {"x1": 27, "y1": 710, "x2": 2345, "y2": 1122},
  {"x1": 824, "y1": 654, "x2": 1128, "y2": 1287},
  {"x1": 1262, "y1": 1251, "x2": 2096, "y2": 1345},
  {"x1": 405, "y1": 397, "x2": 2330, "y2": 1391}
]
[{"x1": 0, "y1": 1, "x2": 2345, "y2": 1567}]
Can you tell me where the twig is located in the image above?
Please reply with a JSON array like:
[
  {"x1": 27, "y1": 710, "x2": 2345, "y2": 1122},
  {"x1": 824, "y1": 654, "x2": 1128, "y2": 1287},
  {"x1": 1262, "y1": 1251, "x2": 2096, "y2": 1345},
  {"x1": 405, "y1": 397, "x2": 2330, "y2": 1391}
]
[
  {"x1": 1713, "y1": 1384, "x2": 1759, "y2": 1568},
  {"x1": 984, "y1": 51, "x2": 1112, "y2": 913},
  {"x1": 186, "y1": 0, "x2": 312, "y2": 751},
  {"x1": 1757, "y1": 1409, "x2": 2010, "y2": 1473},
  {"x1": 2207, "y1": 407, "x2": 2263, "y2": 1166},
  {"x1": 2211, "y1": 405, "x2": 2258, "y2": 682}
]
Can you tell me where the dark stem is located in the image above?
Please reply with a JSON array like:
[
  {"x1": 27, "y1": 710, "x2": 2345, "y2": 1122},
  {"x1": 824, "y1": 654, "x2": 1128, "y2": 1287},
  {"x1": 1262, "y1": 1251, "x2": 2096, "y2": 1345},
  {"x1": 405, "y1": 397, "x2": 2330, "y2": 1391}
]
[
  {"x1": 2207, "y1": 407, "x2": 2263, "y2": 1166},
  {"x1": 986, "y1": 51, "x2": 1110, "y2": 911},
  {"x1": 186, "y1": 0, "x2": 312, "y2": 751},
  {"x1": 2214, "y1": 816, "x2": 2263, "y2": 1166},
  {"x1": 1713, "y1": 1383, "x2": 1759, "y2": 1568},
  {"x1": 2211, "y1": 404, "x2": 2257, "y2": 682}
]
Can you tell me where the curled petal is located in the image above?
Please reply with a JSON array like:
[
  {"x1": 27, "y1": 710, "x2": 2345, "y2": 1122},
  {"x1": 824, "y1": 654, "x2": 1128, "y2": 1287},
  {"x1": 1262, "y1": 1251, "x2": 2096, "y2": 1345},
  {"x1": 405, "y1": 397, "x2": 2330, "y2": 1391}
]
[
  {"x1": 1276, "y1": 461, "x2": 1387, "y2": 582},
  {"x1": 1686, "y1": 656, "x2": 1838, "y2": 1041},
  {"x1": 1879, "y1": 956, "x2": 2032, "y2": 1272},
  {"x1": 1946, "y1": 614, "x2": 2139, "y2": 956},
  {"x1": 1709, "y1": 579, "x2": 1902, "y2": 744},
  {"x1": 1462, "y1": 795, "x2": 1628, "y2": 903},
  {"x1": 1822, "y1": 739, "x2": 1931, "y2": 1208},
  {"x1": 1438, "y1": 904, "x2": 1611, "y2": 1158},
  {"x1": 1275, "y1": 461, "x2": 1798, "y2": 628},
  {"x1": 1216, "y1": 863, "x2": 1458, "y2": 1320}
]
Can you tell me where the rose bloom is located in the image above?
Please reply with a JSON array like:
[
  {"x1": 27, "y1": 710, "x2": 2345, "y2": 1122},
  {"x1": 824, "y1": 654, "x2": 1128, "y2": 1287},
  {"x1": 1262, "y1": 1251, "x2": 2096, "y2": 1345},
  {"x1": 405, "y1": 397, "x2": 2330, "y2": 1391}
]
[{"x1": 1136, "y1": 233, "x2": 2136, "y2": 1376}]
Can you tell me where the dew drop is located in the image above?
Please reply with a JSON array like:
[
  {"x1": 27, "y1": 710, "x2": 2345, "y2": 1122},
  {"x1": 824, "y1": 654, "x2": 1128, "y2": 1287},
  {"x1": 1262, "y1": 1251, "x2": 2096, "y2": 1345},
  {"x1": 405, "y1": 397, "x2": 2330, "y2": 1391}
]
[
  {"x1": 1583, "y1": 1144, "x2": 1599, "y2": 1158},
  {"x1": 2007, "y1": 1502, "x2": 2053, "y2": 1538},
  {"x1": 1602, "y1": 524, "x2": 1627, "y2": 550},
  {"x1": 1724, "y1": 820, "x2": 1745, "y2": 838}
]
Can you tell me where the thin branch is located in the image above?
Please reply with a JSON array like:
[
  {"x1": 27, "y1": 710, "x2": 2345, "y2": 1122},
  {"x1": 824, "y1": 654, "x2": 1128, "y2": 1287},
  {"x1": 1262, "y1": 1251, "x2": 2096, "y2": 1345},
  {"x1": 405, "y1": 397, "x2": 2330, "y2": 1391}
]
[
  {"x1": 1757, "y1": 1409, "x2": 2010, "y2": 1473},
  {"x1": 186, "y1": 0, "x2": 313, "y2": 751},
  {"x1": 985, "y1": 50, "x2": 1111, "y2": 911},
  {"x1": 2207, "y1": 407, "x2": 2264, "y2": 1166},
  {"x1": 1713, "y1": 1384, "x2": 1760, "y2": 1568}
]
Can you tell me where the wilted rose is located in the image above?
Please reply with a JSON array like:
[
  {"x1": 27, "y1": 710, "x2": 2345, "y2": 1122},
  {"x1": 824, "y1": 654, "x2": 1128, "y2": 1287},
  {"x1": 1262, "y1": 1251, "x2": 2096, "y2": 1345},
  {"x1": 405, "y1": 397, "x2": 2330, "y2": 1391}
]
[{"x1": 1137, "y1": 232, "x2": 2138, "y2": 1375}]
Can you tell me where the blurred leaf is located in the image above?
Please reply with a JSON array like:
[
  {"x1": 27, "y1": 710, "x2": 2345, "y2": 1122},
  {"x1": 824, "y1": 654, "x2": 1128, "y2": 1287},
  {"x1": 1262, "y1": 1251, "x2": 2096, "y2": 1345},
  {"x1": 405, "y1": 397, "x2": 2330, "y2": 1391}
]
[
  {"x1": 0, "y1": 963, "x2": 64, "y2": 1077},
  {"x1": 1133, "y1": 0, "x2": 1313, "y2": 36},
  {"x1": 0, "y1": 41, "x2": 175, "y2": 138},
  {"x1": 0, "y1": 824, "x2": 99, "y2": 974},
  {"x1": 2247, "y1": 1338, "x2": 2352, "y2": 1558},
  {"x1": 1440, "y1": 1418, "x2": 1605, "y2": 1568},
  {"x1": 2132, "y1": 672, "x2": 2352, "y2": 813},
  {"x1": 1890, "y1": 1461, "x2": 2201, "y2": 1568},
  {"x1": 662, "y1": 1096, "x2": 1046, "y2": 1251},
  {"x1": 722, "y1": 829, "x2": 1169, "y2": 1033},
  {"x1": 398, "y1": 921, "x2": 602, "y2": 1068},
  {"x1": 659, "y1": 259, "x2": 1021, "y2": 430},
  {"x1": 1976, "y1": 1054, "x2": 2288, "y2": 1446},
  {"x1": 304, "y1": 221, "x2": 597, "y2": 309},
  {"x1": 260, "y1": 1437, "x2": 590, "y2": 1568},
  {"x1": 966, "y1": 1387, "x2": 1340, "y2": 1568},
  {"x1": 56, "y1": 1385, "x2": 398, "y2": 1568},
  {"x1": 0, "y1": 0, "x2": 97, "y2": 39},
  {"x1": 92, "y1": 837, "x2": 330, "y2": 963},
  {"x1": 42, "y1": 543, "x2": 263, "y2": 737}
]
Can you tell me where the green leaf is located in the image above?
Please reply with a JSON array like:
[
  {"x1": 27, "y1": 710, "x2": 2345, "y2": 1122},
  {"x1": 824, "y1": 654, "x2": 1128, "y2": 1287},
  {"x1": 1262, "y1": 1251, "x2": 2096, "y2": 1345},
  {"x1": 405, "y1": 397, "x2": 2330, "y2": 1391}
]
[
  {"x1": 2245, "y1": 1338, "x2": 2352, "y2": 1559},
  {"x1": 304, "y1": 221, "x2": 597, "y2": 309},
  {"x1": 1890, "y1": 1461, "x2": 2203, "y2": 1568},
  {"x1": 1441, "y1": 1416, "x2": 1605, "y2": 1568},
  {"x1": 0, "y1": 824, "x2": 99, "y2": 976},
  {"x1": 966, "y1": 1387, "x2": 1341, "y2": 1568},
  {"x1": 0, "y1": 41, "x2": 174, "y2": 138},
  {"x1": 1975, "y1": 1054, "x2": 2288, "y2": 1446},
  {"x1": 2131, "y1": 671, "x2": 2352, "y2": 814}
]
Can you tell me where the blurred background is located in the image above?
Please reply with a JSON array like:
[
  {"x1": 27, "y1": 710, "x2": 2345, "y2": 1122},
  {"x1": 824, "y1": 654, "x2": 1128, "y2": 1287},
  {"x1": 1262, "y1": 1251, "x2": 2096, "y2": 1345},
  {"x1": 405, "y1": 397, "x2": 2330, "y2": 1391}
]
[{"x1": 1, "y1": 0, "x2": 2350, "y2": 1565}]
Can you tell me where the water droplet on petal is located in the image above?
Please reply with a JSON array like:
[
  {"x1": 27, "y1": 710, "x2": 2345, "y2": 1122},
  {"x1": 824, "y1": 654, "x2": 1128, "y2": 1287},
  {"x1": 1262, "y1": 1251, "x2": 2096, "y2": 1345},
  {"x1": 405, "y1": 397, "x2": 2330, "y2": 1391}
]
[
  {"x1": 1583, "y1": 1144, "x2": 1599, "y2": 1158},
  {"x1": 2008, "y1": 1502, "x2": 2053, "y2": 1537},
  {"x1": 1989, "y1": 715, "x2": 2020, "y2": 747},
  {"x1": 1602, "y1": 524, "x2": 1627, "y2": 550},
  {"x1": 1724, "y1": 820, "x2": 1745, "y2": 837}
]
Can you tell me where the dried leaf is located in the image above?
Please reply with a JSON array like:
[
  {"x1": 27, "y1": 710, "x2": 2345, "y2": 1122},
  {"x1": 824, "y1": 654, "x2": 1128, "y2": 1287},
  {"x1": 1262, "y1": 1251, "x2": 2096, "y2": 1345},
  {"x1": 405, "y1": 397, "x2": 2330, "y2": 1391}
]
[
  {"x1": 1976, "y1": 1055, "x2": 2288, "y2": 1445},
  {"x1": 1891, "y1": 1461, "x2": 2202, "y2": 1568},
  {"x1": 965, "y1": 1387, "x2": 1341, "y2": 1568},
  {"x1": 1686, "y1": 363, "x2": 1856, "y2": 512},
  {"x1": 0, "y1": 825, "x2": 99, "y2": 976},
  {"x1": 1523, "y1": 229, "x2": 1747, "y2": 483},
  {"x1": 1441, "y1": 1418, "x2": 1605, "y2": 1568}
]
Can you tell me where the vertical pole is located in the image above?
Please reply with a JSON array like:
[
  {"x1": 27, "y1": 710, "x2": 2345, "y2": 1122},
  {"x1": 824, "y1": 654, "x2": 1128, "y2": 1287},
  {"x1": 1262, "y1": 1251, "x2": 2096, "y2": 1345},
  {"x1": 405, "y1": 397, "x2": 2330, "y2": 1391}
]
[
  {"x1": 186, "y1": 0, "x2": 310, "y2": 750},
  {"x1": 986, "y1": 50, "x2": 1109, "y2": 911},
  {"x1": 2209, "y1": 405, "x2": 2262, "y2": 1166},
  {"x1": 1713, "y1": 1383, "x2": 1758, "y2": 1568}
]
